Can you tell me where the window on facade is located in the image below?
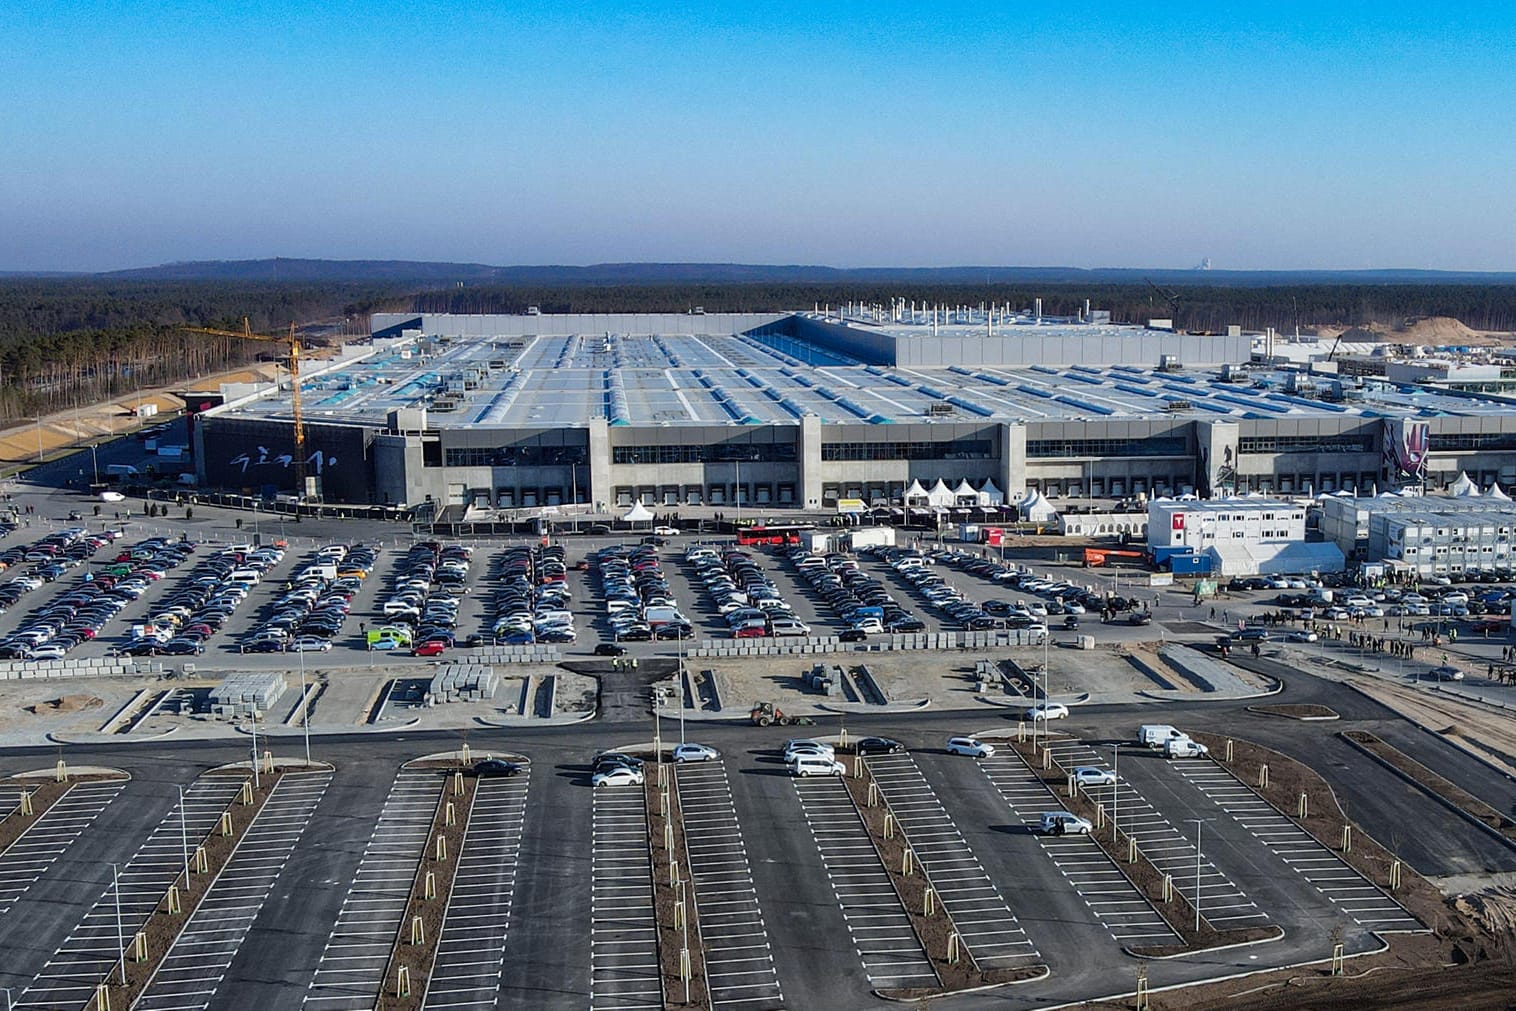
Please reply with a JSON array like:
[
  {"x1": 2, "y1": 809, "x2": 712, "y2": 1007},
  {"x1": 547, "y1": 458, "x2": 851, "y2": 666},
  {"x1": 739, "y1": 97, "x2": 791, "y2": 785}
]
[
  {"x1": 444, "y1": 445, "x2": 586, "y2": 467},
  {"x1": 611, "y1": 443, "x2": 796, "y2": 465},
  {"x1": 1237, "y1": 435, "x2": 1374, "y2": 454},
  {"x1": 1025, "y1": 437, "x2": 1186, "y2": 458},
  {"x1": 821, "y1": 439, "x2": 992, "y2": 462},
  {"x1": 1429, "y1": 432, "x2": 1516, "y2": 452}
]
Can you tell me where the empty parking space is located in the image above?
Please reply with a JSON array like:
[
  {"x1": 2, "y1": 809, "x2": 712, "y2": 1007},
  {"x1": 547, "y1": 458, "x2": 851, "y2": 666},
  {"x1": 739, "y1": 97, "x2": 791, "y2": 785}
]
[
  {"x1": 0, "y1": 781, "x2": 125, "y2": 917},
  {"x1": 978, "y1": 755, "x2": 1177, "y2": 945},
  {"x1": 422, "y1": 770, "x2": 531, "y2": 1010},
  {"x1": 864, "y1": 754, "x2": 1041, "y2": 968},
  {"x1": 677, "y1": 762, "x2": 785, "y2": 1010},
  {"x1": 303, "y1": 769, "x2": 440, "y2": 1010},
  {"x1": 792, "y1": 777, "x2": 937, "y2": 988},
  {"x1": 589, "y1": 785, "x2": 662, "y2": 1011},
  {"x1": 1043, "y1": 739, "x2": 1268, "y2": 928},
  {"x1": 15, "y1": 776, "x2": 245, "y2": 1011},
  {"x1": 1171, "y1": 762, "x2": 1421, "y2": 931},
  {"x1": 134, "y1": 770, "x2": 333, "y2": 1010}
]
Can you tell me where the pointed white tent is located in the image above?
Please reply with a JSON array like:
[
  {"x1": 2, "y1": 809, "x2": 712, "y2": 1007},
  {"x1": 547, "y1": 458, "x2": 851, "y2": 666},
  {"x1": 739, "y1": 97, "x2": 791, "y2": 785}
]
[
  {"x1": 1019, "y1": 490, "x2": 1058, "y2": 522},
  {"x1": 1489, "y1": 483, "x2": 1512, "y2": 501},
  {"x1": 621, "y1": 501, "x2": 654, "y2": 522},
  {"x1": 979, "y1": 477, "x2": 1005, "y2": 506},
  {"x1": 903, "y1": 479, "x2": 929, "y2": 506},
  {"x1": 952, "y1": 478, "x2": 979, "y2": 506},
  {"x1": 1449, "y1": 472, "x2": 1481, "y2": 497},
  {"x1": 926, "y1": 479, "x2": 956, "y2": 508}
]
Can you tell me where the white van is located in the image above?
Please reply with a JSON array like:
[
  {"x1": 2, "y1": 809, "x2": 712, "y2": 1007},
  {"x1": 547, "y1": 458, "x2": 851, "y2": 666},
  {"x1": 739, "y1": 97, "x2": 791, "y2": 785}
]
[
  {"x1": 1164, "y1": 738, "x2": 1210, "y2": 759},
  {"x1": 227, "y1": 568, "x2": 261, "y2": 585},
  {"x1": 787, "y1": 754, "x2": 845, "y2": 778},
  {"x1": 1137, "y1": 725, "x2": 1188, "y2": 749}
]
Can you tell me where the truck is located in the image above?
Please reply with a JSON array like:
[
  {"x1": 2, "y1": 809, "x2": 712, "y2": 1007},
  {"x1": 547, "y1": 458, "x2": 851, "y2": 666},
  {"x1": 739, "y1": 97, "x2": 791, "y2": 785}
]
[{"x1": 1137, "y1": 724, "x2": 1189, "y2": 749}]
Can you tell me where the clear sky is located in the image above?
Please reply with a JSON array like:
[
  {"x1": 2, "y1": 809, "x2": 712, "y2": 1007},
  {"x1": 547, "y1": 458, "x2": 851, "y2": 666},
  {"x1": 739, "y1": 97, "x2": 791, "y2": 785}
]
[{"x1": 3, "y1": 1, "x2": 1514, "y2": 272}]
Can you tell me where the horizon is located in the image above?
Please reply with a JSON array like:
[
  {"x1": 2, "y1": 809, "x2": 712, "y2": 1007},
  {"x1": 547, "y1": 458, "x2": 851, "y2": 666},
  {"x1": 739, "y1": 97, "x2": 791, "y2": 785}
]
[{"x1": 4, "y1": 2, "x2": 1516, "y2": 273}]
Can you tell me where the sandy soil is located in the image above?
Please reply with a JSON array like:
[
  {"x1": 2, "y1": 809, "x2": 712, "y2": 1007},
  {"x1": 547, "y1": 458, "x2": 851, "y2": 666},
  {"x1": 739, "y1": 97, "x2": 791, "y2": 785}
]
[{"x1": 1344, "y1": 677, "x2": 1516, "y2": 779}]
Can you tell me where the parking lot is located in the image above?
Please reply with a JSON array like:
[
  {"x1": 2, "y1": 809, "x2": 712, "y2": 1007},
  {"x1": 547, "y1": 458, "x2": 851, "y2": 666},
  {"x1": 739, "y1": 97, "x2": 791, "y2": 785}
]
[{"x1": 0, "y1": 696, "x2": 1505, "y2": 1011}]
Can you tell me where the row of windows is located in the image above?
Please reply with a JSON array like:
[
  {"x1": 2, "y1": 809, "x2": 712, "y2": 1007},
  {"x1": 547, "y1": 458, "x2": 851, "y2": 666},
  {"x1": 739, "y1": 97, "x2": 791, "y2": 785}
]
[
  {"x1": 1237, "y1": 435, "x2": 1375, "y2": 454},
  {"x1": 1025, "y1": 438, "x2": 1187, "y2": 459},
  {"x1": 821, "y1": 440, "x2": 993, "y2": 462},
  {"x1": 610, "y1": 444, "x2": 797, "y2": 465},
  {"x1": 1429, "y1": 432, "x2": 1516, "y2": 452},
  {"x1": 443, "y1": 447, "x2": 587, "y2": 468}
]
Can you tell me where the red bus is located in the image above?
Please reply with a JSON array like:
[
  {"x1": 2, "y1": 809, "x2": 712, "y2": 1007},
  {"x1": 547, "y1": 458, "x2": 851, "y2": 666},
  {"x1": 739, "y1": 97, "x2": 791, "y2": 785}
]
[{"x1": 735, "y1": 524, "x2": 813, "y2": 546}]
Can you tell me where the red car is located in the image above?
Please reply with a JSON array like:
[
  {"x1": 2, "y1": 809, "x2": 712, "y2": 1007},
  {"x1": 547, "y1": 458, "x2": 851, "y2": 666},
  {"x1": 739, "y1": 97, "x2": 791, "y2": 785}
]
[
  {"x1": 413, "y1": 640, "x2": 448, "y2": 657},
  {"x1": 734, "y1": 625, "x2": 768, "y2": 639}
]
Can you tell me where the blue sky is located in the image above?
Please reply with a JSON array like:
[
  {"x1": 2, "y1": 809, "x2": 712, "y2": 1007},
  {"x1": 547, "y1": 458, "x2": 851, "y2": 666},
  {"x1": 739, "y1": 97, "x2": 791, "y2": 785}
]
[{"x1": 3, "y1": 1, "x2": 1513, "y2": 271}]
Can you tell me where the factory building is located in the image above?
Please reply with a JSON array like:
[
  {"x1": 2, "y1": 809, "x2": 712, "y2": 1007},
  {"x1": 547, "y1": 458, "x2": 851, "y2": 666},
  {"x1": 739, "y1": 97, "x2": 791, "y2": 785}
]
[{"x1": 193, "y1": 310, "x2": 1516, "y2": 516}]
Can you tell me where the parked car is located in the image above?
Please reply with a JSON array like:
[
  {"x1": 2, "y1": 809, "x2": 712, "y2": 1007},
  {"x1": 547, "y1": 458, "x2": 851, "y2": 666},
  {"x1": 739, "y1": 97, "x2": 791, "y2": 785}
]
[
  {"x1": 594, "y1": 643, "x2": 628, "y2": 656},
  {"x1": 944, "y1": 736, "x2": 995, "y2": 758},
  {"x1": 473, "y1": 758, "x2": 522, "y2": 777},
  {"x1": 592, "y1": 766, "x2": 645, "y2": 788},
  {"x1": 1071, "y1": 766, "x2": 1117, "y2": 788},
  {"x1": 1039, "y1": 811, "x2": 1094, "y2": 835},
  {"x1": 854, "y1": 736, "x2": 905, "y2": 756},
  {"x1": 671, "y1": 743, "x2": 719, "y2": 763}
]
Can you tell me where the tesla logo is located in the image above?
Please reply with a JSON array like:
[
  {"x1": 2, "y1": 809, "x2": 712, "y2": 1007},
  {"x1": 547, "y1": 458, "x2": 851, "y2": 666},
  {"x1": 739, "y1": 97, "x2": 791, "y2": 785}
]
[{"x1": 1172, "y1": 513, "x2": 1185, "y2": 531}]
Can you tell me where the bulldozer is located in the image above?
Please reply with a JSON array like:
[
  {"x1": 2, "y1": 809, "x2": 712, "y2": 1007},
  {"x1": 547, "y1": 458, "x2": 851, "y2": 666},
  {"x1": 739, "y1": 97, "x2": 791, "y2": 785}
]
[{"x1": 749, "y1": 701, "x2": 815, "y2": 727}]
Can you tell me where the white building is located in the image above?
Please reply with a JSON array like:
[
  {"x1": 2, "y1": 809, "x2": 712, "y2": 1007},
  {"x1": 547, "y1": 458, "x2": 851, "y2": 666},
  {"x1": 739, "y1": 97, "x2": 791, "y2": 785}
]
[
  {"x1": 1148, "y1": 498, "x2": 1341, "y2": 575},
  {"x1": 1320, "y1": 493, "x2": 1516, "y2": 576}
]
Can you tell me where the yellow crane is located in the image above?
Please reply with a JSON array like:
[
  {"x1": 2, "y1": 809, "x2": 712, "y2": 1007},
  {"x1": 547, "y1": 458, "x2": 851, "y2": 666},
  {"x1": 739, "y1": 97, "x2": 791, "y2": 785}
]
[{"x1": 180, "y1": 317, "x2": 312, "y2": 499}]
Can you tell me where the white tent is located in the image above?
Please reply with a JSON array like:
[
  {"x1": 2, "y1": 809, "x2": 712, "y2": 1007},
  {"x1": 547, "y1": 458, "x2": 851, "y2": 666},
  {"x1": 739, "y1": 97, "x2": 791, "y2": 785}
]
[
  {"x1": 1489, "y1": 483, "x2": 1512, "y2": 501},
  {"x1": 621, "y1": 502, "x2": 654, "y2": 522},
  {"x1": 952, "y1": 478, "x2": 979, "y2": 506},
  {"x1": 1449, "y1": 472, "x2": 1481, "y2": 497},
  {"x1": 1019, "y1": 489, "x2": 1058, "y2": 522},
  {"x1": 979, "y1": 477, "x2": 1005, "y2": 506},
  {"x1": 926, "y1": 479, "x2": 956, "y2": 508},
  {"x1": 903, "y1": 479, "x2": 929, "y2": 506}
]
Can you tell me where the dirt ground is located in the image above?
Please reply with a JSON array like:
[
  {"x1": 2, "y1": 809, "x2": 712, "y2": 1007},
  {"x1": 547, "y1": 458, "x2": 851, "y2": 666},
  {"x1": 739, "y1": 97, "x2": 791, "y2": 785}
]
[{"x1": 0, "y1": 678, "x2": 141, "y2": 739}]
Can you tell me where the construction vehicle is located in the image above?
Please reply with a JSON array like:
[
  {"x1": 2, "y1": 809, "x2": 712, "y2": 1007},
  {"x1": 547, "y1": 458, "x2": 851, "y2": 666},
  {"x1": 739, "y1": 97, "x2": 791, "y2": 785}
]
[
  {"x1": 179, "y1": 317, "x2": 322, "y2": 500},
  {"x1": 749, "y1": 701, "x2": 815, "y2": 727}
]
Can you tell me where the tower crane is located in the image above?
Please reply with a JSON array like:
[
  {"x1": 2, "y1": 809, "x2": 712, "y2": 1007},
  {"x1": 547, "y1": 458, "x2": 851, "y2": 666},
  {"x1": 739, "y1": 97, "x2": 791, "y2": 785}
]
[{"x1": 179, "y1": 317, "x2": 313, "y2": 499}]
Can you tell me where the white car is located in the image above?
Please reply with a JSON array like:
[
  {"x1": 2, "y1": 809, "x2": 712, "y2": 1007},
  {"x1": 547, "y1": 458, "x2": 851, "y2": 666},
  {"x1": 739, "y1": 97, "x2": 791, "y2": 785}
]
[
  {"x1": 99, "y1": 490, "x2": 126, "y2": 503},
  {"x1": 945, "y1": 736, "x2": 995, "y2": 758},
  {"x1": 1025, "y1": 703, "x2": 1070, "y2": 721},
  {"x1": 1040, "y1": 811, "x2": 1094, "y2": 835},
  {"x1": 1071, "y1": 766, "x2": 1117, "y2": 788},
  {"x1": 290, "y1": 636, "x2": 333, "y2": 652},
  {"x1": 1284, "y1": 630, "x2": 1319, "y2": 643},
  {"x1": 592, "y1": 766, "x2": 646, "y2": 788},
  {"x1": 672, "y1": 743, "x2": 719, "y2": 763},
  {"x1": 653, "y1": 525, "x2": 680, "y2": 536},
  {"x1": 28, "y1": 645, "x2": 67, "y2": 661},
  {"x1": 782, "y1": 739, "x2": 834, "y2": 762}
]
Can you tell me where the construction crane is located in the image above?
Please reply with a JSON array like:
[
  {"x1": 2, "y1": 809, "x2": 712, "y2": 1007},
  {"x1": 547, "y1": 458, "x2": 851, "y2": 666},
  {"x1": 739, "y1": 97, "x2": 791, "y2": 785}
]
[
  {"x1": 179, "y1": 317, "x2": 312, "y2": 499},
  {"x1": 1144, "y1": 279, "x2": 1184, "y2": 327}
]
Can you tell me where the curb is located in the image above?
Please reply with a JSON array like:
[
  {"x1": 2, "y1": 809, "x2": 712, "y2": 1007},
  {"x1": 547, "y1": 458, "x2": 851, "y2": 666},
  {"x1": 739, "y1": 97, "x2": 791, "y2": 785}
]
[{"x1": 1123, "y1": 923, "x2": 1285, "y2": 960}]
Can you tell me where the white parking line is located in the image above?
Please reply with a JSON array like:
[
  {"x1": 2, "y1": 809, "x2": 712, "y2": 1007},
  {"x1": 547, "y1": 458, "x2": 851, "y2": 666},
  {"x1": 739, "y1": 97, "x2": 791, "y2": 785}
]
[
  {"x1": 978, "y1": 754, "x2": 1179, "y2": 944},
  {"x1": 1171, "y1": 763, "x2": 1422, "y2": 932},
  {"x1": 14, "y1": 777, "x2": 245, "y2": 1011},
  {"x1": 421, "y1": 770, "x2": 530, "y2": 1009},
  {"x1": 133, "y1": 772, "x2": 333, "y2": 1011},
  {"x1": 0, "y1": 781, "x2": 124, "y2": 917},
  {"x1": 866, "y1": 754, "x2": 1041, "y2": 968},
  {"x1": 303, "y1": 769, "x2": 440, "y2": 1010},
  {"x1": 677, "y1": 762, "x2": 785, "y2": 1010},
  {"x1": 590, "y1": 783, "x2": 662, "y2": 1010},
  {"x1": 792, "y1": 777, "x2": 938, "y2": 988}
]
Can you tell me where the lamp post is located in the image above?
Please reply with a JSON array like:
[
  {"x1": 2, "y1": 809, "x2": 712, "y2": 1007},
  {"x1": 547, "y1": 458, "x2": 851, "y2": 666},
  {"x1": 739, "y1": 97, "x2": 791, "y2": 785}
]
[
  {"x1": 1187, "y1": 819, "x2": 1206, "y2": 931},
  {"x1": 112, "y1": 862, "x2": 126, "y2": 984},
  {"x1": 299, "y1": 645, "x2": 311, "y2": 764},
  {"x1": 1111, "y1": 744, "x2": 1120, "y2": 843}
]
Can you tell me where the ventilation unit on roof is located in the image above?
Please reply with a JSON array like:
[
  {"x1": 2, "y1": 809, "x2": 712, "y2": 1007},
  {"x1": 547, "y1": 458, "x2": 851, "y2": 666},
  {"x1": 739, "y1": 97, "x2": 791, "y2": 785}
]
[
  {"x1": 926, "y1": 403, "x2": 956, "y2": 417},
  {"x1": 1163, "y1": 400, "x2": 1193, "y2": 412},
  {"x1": 1158, "y1": 355, "x2": 1182, "y2": 372}
]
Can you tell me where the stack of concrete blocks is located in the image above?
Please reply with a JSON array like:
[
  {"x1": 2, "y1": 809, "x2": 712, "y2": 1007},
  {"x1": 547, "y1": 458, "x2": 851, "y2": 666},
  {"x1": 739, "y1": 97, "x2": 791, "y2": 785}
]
[
  {"x1": 432, "y1": 664, "x2": 500, "y2": 703},
  {"x1": 478, "y1": 645, "x2": 562, "y2": 664},
  {"x1": 0, "y1": 656, "x2": 141, "y2": 681},
  {"x1": 210, "y1": 671, "x2": 288, "y2": 719}
]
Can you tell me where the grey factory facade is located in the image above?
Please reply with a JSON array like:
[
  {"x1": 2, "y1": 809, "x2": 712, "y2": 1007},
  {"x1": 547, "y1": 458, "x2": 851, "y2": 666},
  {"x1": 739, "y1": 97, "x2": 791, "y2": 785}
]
[{"x1": 192, "y1": 310, "x2": 1516, "y2": 514}]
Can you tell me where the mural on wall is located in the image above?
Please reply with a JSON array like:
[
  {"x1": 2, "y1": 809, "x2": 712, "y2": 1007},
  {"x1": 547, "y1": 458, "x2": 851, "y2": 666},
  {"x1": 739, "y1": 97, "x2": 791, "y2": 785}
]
[
  {"x1": 227, "y1": 447, "x2": 339, "y2": 475},
  {"x1": 1382, "y1": 418, "x2": 1429, "y2": 480}
]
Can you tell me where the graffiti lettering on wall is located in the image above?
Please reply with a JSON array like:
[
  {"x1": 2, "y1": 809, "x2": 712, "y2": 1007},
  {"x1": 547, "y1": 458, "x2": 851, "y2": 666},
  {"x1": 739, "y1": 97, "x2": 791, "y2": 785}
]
[{"x1": 227, "y1": 448, "x2": 339, "y2": 474}]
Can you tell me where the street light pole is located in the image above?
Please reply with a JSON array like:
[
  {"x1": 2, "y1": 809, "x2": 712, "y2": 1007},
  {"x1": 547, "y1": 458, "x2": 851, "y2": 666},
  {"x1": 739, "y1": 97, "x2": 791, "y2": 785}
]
[
  {"x1": 1111, "y1": 744, "x2": 1120, "y2": 843},
  {"x1": 178, "y1": 784, "x2": 189, "y2": 886},
  {"x1": 299, "y1": 646, "x2": 311, "y2": 764},
  {"x1": 112, "y1": 862, "x2": 126, "y2": 984},
  {"x1": 1188, "y1": 819, "x2": 1204, "y2": 931}
]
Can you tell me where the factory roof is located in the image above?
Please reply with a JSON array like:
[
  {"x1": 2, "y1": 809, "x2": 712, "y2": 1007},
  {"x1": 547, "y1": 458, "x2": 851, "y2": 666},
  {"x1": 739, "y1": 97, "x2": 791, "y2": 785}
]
[{"x1": 215, "y1": 323, "x2": 1515, "y2": 430}]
